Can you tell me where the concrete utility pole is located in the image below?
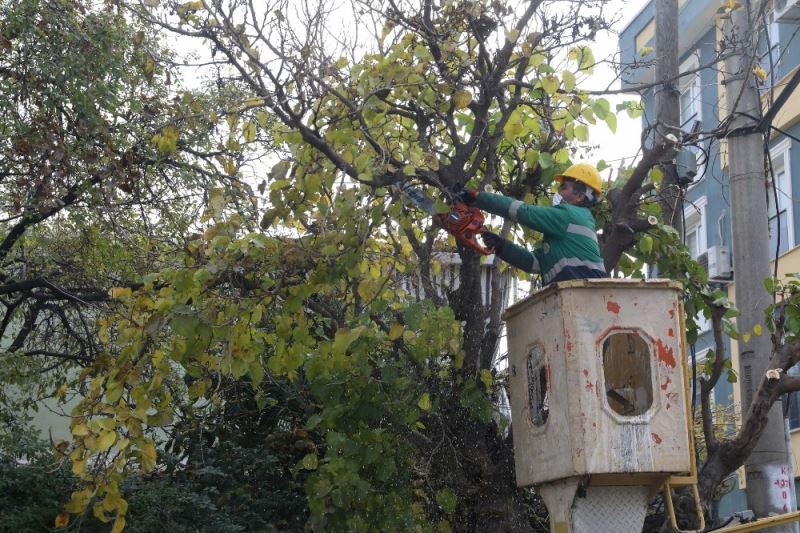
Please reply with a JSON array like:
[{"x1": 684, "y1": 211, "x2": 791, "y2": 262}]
[
  {"x1": 654, "y1": 0, "x2": 683, "y2": 234},
  {"x1": 723, "y1": 5, "x2": 795, "y2": 527}
]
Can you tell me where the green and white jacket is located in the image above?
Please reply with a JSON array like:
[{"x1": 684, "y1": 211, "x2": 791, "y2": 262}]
[{"x1": 476, "y1": 192, "x2": 607, "y2": 284}]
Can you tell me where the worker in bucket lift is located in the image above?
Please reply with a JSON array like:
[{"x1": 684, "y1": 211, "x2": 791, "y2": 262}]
[{"x1": 456, "y1": 162, "x2": 608, "y2": 285}]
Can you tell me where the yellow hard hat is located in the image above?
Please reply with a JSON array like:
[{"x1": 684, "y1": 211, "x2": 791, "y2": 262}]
[{"x1": 555, "y1": 163, "x2": 603, "y2": 197}]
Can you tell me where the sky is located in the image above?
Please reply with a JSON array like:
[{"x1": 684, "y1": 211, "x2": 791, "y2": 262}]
[
  {"x1": 583, "y1": 0, "x2": 647, "y2": 173},
  {"x1": 172, "y1": 0, "x2": 647, "y2": 179}
]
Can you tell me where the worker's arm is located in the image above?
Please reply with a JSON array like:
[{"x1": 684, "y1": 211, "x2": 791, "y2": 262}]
[
  {"x1": 482, "y1": 231, "x2": 541, "y2": 273},
  {"x1": 476, "y1": 191, "x2": 568, "y2": 236}
]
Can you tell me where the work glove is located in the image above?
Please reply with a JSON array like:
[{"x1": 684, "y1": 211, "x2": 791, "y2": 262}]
[
  {"x1": 453, "y1": 187, "x2": 478, "y2": 205},
  {"x1": 481, "y1": 231, "x2": 505, "y2": 253}
]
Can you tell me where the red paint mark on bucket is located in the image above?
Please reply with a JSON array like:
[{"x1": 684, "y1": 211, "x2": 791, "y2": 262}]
[
  {"x1": 566, "y1": 342, "x2": 573, "y2": 352},
  {"x1": 583, "y1": 368, "x2": 589, "y2": 377},
  {"x1": 606, "y1": 300, "x2": 621, "y2": 314},
  {"x1": 661, "y1": 376, "x2": 672, "y2": 391},
  {"x1": 651, "y1": 433, "x2": 663, "y2": 445},
  {"x1": 666, "y1": 403, "x2": 671, "y2": 410},
  {"x1": 668, "y1": 328, "x2": 674, "y2": 337},
  {"x1": 655, "y1": 339, "x2": 676, "y2": 368},
  {"x1": 667, "y1": 392, "x2": 679, "y2": 403},
  {"x1": 668, "y1": 309, "x2": 675, "y2": 319},
  {"x1": 585, "y1": 381, "x2": 594, "y2": 392}
]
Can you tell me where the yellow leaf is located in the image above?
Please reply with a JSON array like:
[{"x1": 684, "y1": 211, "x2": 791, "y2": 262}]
[
  {"x1": 452, "y1": 89, "x2": 472, "y2": 109},
  {"x1": 754, "y1": 66, "x2": 768, "y2": 82},
  {"x1": 72, "y1": 422, "x2": 90, "y2": 436},
  {"x1": 480, "y1": 369, "x2": 493, "y2": 390},
  {"x1": 93, "y1": 502, "x2": 111, "y2": 523},
  {"x1": 743, "y1": 331, "x2": 752, "y2": 343},
  {"x1": 71, "y1": 458, "x2": 86, "y2": 476},
  {"x1": 98, "y1": 431, "x2": 117, "y2": 452},
  {"x1": 111, "y1": 515, "x2": 126, "y2": 533},
  {"x1": 143, "y1": 53, "x2": 155, "y2": 81},
  {"x1": 140, "y1": 441, "x2": 157, "y2": 472},
  {"x1": 418, "y1": 393, "x2": 432, "y2": 412},
  {"x1": 388, "y1": 323, "x2": 405, "y2": 341},
  {"x1": 256, "y1": 110, "x2": 268, "y2": 127},
  {"x1": 242, "y1": 120, "x2": 256, "y2": 142},
  {"x1": 638, "y1": 46, "x2": 654, "y2": 57},
  {"x1": 55, "y1": 512, "x2": 70, "y2": 528},
  {"x1": 541, "y1": 75, "x2": 559, "y2": 95},
  {"x1": 98, "y1": 318, "x2": 110, "y2": 344},
  {"x1": 97, "y1": 417, "x2": 116, "y2": 431},
  {"x1": 55, "y1": 383, "x2": 68, "y2": 399},
  {"x1": 503, "y1": 121, "x2": 525, "y2": 140},
  {"x1": 107, "y1": 287, "x2": 132, "y2": 299},
  {"x1": 753, "y1": 324, "x2": 763, "y2": 336}
]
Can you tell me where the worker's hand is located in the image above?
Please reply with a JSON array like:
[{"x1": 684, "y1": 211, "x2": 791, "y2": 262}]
[
  {"x1": 453, "y1": 188, "x2": 478, "y2": 205},
  {"x1": 481, "y1": 231, "x2": 505, "y2": 253}
]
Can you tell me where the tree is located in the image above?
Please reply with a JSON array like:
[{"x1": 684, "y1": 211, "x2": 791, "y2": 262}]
[
  {"x1": 52, "y1": 0, "x2": 670, "y2": 529},
  {"x1": 0, "y1": 0, "x2": 262, "y2": 437},
  {"x1": 0, "y1": 2, "x2": 273, "y2": 529},
  {"x1": 34, "y1": 0, "x2": 800, "y2": 531}
]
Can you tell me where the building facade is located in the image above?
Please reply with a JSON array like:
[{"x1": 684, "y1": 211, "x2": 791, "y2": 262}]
[{"x1": 620, "y1": 0, "x2": 800, "y2": 520}]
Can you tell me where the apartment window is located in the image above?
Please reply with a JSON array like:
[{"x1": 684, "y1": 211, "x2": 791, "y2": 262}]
[
  {"x1": 680, "y1": 54, "x2": 704, "y2": 180},
  {"x1": 685, "y1": 197, "x2": 711, "y2": 332},
  {"x1": 680, "y1": 76, "x2": 701, "y2": 127},
  {"x1": 684, "y1": 197, "x2": 707, "y2": 259},
  {"x1": 679, "y1": 54, "x2": 702, "y2": 127},
  {"x1": 760, "y1": 10, "x2": 781, "y2": 87},
  {"x1": 768, "y1": 141, "x2": 793, "y2": 257}
]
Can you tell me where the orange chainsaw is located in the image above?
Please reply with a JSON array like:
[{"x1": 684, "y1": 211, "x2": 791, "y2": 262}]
[{"x1": 397, "y1": 183, "x2": 494, "y2": 255}]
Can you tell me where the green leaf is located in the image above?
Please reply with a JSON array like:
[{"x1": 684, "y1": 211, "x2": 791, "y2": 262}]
[
  {"x1": 417, "y1": 393, "x2": 432, "y2": 411},
  {"x1": 561, "y1": 70, "x2": 576, "y2": 92},
  {"x1": 765, "y1": 277, "x2": 778, "y2": 293},
  {"x1": 300, "y1": 453, "x2": 318, "y2": 470},
  {"x1": 435, "y1": 488, "x2": 457, "y2": 514},
  {"x1": 639, "y1": 235, "x2": 653, "y2": 254},
  {"x1": 605, "y1": 113, "x2": 617, "y2": 134},
  {"x1": 539, "y1": 152, "x2": 554, "y2": 169},
  {"x1": 592, "y1": 98, "x2": 610, "y2": 119},
  {"x1": 269, "y1": 160, "x2": 291, "y2": 180},
  {"x1": 404, "y1": 303, "x2": 424, "y2": 330}
]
